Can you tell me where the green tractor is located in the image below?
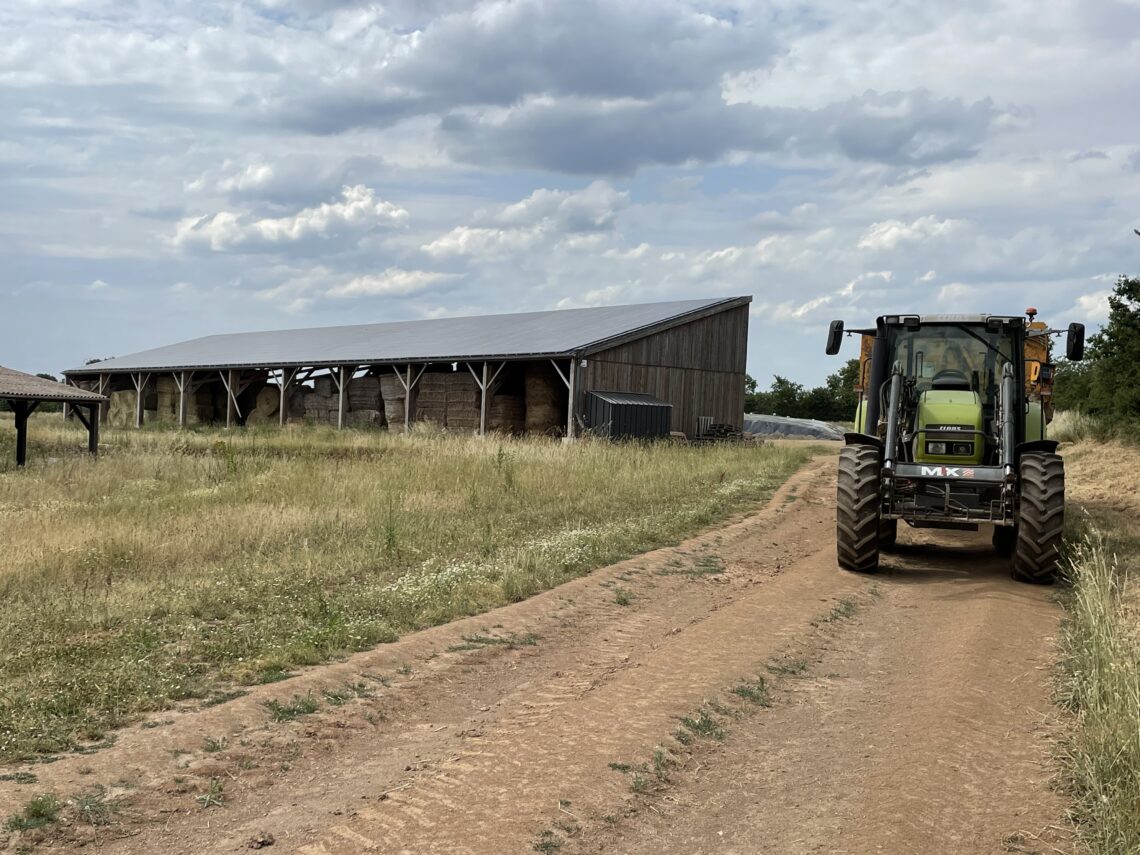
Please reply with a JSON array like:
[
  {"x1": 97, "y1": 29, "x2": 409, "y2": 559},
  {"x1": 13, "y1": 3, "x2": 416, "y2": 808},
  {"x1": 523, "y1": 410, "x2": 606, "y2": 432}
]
[{"x1": 824, "y1": 312, "x2": 1085, "y2": 583}]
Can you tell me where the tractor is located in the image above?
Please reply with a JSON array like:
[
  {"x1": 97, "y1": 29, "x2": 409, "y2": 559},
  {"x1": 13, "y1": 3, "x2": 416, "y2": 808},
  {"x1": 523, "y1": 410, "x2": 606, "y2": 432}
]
[{"x1": 824, "y1": 310, "x2": 1085, "y2": 583}]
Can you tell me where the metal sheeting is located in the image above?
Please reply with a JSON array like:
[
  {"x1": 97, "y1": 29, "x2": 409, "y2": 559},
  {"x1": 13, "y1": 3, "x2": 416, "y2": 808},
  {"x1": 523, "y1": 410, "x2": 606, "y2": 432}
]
[
  {"x1": 67, "y1": 298, "x2": 744, "y2": 375},
  {"x1": 586, "y1": 390, "x2": 673, "y2": 439}
]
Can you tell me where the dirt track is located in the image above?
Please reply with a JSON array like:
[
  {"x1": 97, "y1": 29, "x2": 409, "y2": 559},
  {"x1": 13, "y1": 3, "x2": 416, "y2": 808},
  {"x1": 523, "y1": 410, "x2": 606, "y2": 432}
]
[{"x1": 3, "y1": 454, "x2": 1070, "y2": 854}]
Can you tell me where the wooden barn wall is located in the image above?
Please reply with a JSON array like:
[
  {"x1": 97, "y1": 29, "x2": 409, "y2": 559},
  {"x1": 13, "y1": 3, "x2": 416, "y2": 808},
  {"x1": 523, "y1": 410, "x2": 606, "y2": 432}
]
[{"x1": 583, "y1": 305, "x2": 748, "y2": 436}]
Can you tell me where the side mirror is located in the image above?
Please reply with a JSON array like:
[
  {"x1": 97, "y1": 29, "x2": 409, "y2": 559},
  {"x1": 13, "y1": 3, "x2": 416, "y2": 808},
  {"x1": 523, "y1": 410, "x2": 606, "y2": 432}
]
[
  {"x1": 1066, "y1": 323, "x2": 1085, "y2": 361},
  {"x1": 825, "y1": 320, "x2": 844, "y2": 355}
]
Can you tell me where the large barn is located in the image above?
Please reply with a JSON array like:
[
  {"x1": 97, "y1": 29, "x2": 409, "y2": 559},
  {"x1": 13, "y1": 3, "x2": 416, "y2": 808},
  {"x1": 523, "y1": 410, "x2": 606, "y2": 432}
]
[{"x1": 63, "y1": 296, "x2": 750, "y2": 439}]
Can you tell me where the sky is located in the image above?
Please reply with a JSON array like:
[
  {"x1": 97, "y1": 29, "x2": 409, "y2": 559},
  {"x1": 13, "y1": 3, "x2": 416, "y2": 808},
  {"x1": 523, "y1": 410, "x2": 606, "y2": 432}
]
[{"x1": 3, "y1": 0, "x2": 1139, "y2": 385}]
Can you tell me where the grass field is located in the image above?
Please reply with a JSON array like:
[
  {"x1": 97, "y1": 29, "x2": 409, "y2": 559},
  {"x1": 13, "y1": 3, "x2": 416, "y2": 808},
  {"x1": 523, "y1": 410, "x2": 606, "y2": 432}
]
[
  {"x1": 0, "y1": 414, "x2": 814, "y2": 762},
  {"x1": 1059, "y1": 439, "x2": 1140, "y2": 854}
]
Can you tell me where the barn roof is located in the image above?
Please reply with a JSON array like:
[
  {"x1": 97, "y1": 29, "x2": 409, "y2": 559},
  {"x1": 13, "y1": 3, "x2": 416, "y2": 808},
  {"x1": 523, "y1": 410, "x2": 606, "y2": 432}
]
[
  {"x1": 0, "y1": 365, "x2": 107, "y2": 403},
  {"x1": 66, "y1": 297, "x2": 750, "y2": 375}
]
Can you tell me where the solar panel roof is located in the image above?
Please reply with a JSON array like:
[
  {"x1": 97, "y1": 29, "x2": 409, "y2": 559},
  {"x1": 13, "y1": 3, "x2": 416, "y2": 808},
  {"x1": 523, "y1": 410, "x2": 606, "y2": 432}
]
[{"x1": 67, "y1": 297, "x2": 748, "y2": 374}]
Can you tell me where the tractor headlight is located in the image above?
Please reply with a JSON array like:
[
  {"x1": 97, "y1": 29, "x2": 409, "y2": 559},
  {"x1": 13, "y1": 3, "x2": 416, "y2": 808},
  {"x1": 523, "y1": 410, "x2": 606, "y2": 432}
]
[
  {"x1": 953, "y1": 442, "x2": 973, "y2": 456},
  {"x1": 926, "y1": 441, "x2": 947, "y2": 455}
]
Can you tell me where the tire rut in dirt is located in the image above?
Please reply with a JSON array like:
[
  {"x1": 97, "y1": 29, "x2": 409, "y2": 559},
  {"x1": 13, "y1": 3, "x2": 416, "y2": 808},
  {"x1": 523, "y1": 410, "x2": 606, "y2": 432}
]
[
  {"x1": 836, "y1": 444, "x2": 881, "y2": 573},
  {"x1": 1011, "y1": 452, "x2": 1065, "y2": 584}
]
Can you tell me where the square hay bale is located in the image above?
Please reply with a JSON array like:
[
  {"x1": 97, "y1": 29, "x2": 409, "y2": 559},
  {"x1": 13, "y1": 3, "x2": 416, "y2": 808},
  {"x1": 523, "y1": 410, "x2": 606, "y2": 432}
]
[{"x1": 380, "y1": 374, "x2": 405, "y2": 401}]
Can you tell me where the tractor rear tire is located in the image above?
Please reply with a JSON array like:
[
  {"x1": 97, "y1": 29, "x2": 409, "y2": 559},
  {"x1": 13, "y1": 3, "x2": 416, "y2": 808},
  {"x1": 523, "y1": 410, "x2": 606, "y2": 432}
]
[
  {"x1": 1010, "y1": 452, "x2": 1065, "y2": 584},
  {"x1": 879, "y1": 518, "x2": 899, "y2": 550},
  {"x1": 836, "y1": 445, "x2": 881, "y2": 573},
  {"x1": 992, "y1": 524, "x2": 1016, "y2": 556}
]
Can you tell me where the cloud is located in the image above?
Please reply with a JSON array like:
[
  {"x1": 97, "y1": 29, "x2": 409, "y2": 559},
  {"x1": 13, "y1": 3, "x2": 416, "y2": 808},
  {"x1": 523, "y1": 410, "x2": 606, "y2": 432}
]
[
  {"x1": 172, "y1": 185, "x2": 408, "y2": 252},
  {"x1": 325, "y1": 269, "x2": 457, "y2": 298},
  {"x1": 858, "y1": 215, "x2": 966, "y2": 251},
  {"x1": 215, "y1": 162, "x2": 275, "y2": 194},
  {"x1": 937, "y1": 282, "x2": 982, "y2": 303},
  {"x1": 1066, "y1": 288, "x2": 1113, "y2": 324},
  {"x1": 282, "y1": 0, "x2": 778, "y2": 135},
  {"x1": 491, "y1": 181, "x2": 629, "y2": 232},
  {"x1": 422, "y1": 226, "x2": 541, "y2": 258},
  {"x1": 437, "y1": 90, "x2": 1009, "y2": 175},
  {"x1": 423, "y1": 181, "x2": 628, "y2": 257}
]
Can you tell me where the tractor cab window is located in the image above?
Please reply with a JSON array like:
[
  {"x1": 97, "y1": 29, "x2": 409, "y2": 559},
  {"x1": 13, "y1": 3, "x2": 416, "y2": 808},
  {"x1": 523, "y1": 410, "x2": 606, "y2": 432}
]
[{"x1": 888, "y1": 325, "x2": 1014, "y2": 395}]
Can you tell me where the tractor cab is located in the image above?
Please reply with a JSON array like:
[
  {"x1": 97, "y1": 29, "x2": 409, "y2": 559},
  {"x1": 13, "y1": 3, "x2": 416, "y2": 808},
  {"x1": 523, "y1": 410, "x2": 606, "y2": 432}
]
[{"x1": 855, "y1": 315, "x2": 1025, "y2": 466}]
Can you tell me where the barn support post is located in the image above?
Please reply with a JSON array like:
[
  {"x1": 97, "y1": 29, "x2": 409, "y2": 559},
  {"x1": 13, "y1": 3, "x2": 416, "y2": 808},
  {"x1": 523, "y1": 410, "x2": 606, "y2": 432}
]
[
  {"x1": 221, "y1": 370, "x2": 237, "y2": 428},
  {"x1": 405, "y1": 364, "x2": 412, "y2": 432},
  {"x1": 549, "y1": 358, "x2": 577, "y2": 440},
  {"x1": 392, "y1": 364, "x2": 426, "y2": 432},
  {"x1": 97, "y1": 374, "x2": 110, "y2": 425},
  {"x1": 335, "y1": 365, "x2": 350, "y2": 430},
  {"x1": 279, "y1": 367, "x2": 299, "y2": 428},
  {"x1": 567, "y1": 358, "x2": 578, "y2": 440},
  {"x1": 87, "y1": 403, "x2": 99, "y2": 454},
  {"x1": 466, "y1": 360, "x2": 506, "y2": 436},
  {"x1": 72, "y1": 403, "x2": 99, "y2": 456},
  {"x1": 131, "y1": 372, "x2": 149, "y2": 429},
  {"x1": 174, "y1": 370, "x2": 193, "y2": 428},
  {"x1": 12, "y1": 400, "x2": 34, "y2": 466},
  {"x1": 480, "y1": 361, "x2": 489, "y2": 435}
]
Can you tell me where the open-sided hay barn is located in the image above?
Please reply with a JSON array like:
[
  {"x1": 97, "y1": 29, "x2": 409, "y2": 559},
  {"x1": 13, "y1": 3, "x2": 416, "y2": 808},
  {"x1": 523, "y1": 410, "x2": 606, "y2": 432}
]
[{"x1": 63, "y1": 297, "x2": 749, "y2": 438}]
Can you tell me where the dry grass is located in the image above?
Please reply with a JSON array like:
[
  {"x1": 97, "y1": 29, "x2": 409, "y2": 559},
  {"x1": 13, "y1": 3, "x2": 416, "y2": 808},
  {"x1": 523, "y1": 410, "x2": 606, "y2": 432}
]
[
  {"x1": 1049, "y1": 410, "x2": 1099, "y2": 444},
  {"x1": 0, "y1": 413, "x2": 814, "y2": 761},
  {"x1": 1058, "y1": 438, "x2": 1140, "y2": 854}
]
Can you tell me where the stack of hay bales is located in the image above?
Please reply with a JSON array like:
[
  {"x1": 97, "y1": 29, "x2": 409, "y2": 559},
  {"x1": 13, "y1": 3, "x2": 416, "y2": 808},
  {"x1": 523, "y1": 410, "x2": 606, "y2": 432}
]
[
  {"x1": 303, "y1": 375, "x2": 339, "y2": 425},
  {"x1": 347, "y1": 375, "x2": 385, "y2": 428},
  {"x1": 147, "y1": 376, "x2": 215, "y2": 425},
  {"x1": 347, "y1": 409, "x2": 384, "y2": 428},
  {"x1": 301, "y1": 374, "x2": 388, "y2": 428},
  {"x1": 489, "y1": 394, "x2": 525, "y2": 434},
  {"x1": 415, "y1": 372, "x2": 448, "y2": 427},
  {"x1": 349, "y1": 376, "x2": 382, "y2": 410},
  {"x1": 380, "y1": 374, "x2": 406, "y2": 430},
  {"x1": 524, "y1": 363, "x2": 564, "y2": 436},
  {"x1": 444, "y1": 372, "x2": 480, "y2": 432},
  {"x1": 155, "y1": 377, "x2": 178, "y2": 423}
]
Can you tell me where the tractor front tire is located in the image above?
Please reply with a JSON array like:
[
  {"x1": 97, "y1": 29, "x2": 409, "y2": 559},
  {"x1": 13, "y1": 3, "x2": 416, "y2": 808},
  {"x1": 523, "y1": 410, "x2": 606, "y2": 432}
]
[
  {"x1": 1010, "y1": 452, "x2": 1065, "y2": 584},
  {"x1": 836, "y1": 445, "x2": 881, "y2": 573}
]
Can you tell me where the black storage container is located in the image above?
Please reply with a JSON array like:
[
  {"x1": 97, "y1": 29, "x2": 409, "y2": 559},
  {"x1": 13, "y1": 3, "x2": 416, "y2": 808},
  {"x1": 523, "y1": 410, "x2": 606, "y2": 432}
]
[{"x1": 586, "y1": 390, "x2": 673, "y2": 439}]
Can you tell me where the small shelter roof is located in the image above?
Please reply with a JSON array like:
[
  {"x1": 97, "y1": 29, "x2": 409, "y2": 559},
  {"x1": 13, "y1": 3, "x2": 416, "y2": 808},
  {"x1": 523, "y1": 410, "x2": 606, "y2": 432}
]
[{"x1": 0, "y1": 366, "x2": 107, "y2": 403}]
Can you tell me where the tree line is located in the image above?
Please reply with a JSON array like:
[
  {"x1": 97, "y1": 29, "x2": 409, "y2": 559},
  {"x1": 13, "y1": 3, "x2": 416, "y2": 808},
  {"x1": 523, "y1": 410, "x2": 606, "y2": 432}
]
[
  {"x1": 746, "y1": 358, "x2": 860, "y2": 422},
  {"x1": 1053, "y1": 274, "x2": 1140, "y2": 426}
]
